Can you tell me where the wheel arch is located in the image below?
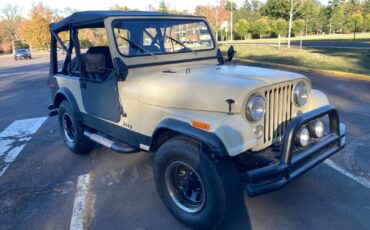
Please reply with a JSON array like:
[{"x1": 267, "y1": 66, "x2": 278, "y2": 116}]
[{"x1": 150, "y1": 118, "x2": 228, "y2": 157}]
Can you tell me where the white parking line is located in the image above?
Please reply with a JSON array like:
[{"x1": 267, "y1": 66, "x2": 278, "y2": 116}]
[
  {"x1": 0, "y1": 117, "x2": 47, "y2": 177},
  {"x1": 325, "y1": 159, "x2": 370, "y2": 189},
  {"x1": 70, "y1": 174, "x2": 91, "y2": 230}
]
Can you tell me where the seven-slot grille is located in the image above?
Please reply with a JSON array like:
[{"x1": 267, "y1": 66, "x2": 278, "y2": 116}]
[{"x1": 263, "y1": 83, "x2": 295, "y2": 145}]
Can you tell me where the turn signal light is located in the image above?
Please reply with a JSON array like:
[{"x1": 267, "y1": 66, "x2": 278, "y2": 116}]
[{"x1": 192, "y1": 121, "x2": 210, "y2": 131}]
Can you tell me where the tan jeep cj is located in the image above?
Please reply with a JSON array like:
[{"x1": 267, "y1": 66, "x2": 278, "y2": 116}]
[{"x1": 48, "y1": 11, "x2": 346, "y2": 230}]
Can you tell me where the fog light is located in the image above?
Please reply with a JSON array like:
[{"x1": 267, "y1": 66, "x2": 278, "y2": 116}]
[
  {"x1": 254, "y1": 125, "x2": 264, "y2": 140},
  {"x1": 296, "y1": 127, "x2": 310, "y2": 147},
  {"x1": 310, "y1": 120, "x2": 324, "y2": 138}
]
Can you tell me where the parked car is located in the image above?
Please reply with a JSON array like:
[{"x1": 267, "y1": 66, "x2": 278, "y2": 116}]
[
  {"x1": 48, "y1": 11, "x2": 346, "y2": 230},
  {"x1": 14, "y1": 49, "x2": 32, "y2": 60}
]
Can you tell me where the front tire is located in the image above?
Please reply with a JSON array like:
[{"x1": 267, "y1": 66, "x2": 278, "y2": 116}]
[
  {"x1": 58, "y1": 100, "x2": 95, "y2": 154},
  {"x1": 153, "y1": 137, "x2": 240, "y2": 230}
]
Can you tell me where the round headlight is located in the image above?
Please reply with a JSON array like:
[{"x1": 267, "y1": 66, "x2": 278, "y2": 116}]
[
  {"x1": 296, "y1": 127, "x2": 310, "y2": 147},
  {"x1": 294, "y1": 81, "x2": 309, "y2": 107},
  {"x1": 246, "y1": 95, "x2": 265, "y2": 122},
  {"x1": 310, "y1": 120, "x2": 324, "y2": 138}
]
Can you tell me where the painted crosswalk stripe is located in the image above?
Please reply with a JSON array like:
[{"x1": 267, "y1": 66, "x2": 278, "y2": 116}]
[
  {"x1": 70, "y1": 174, "x2": 92, "y2": 230},
  {"x1": 0, "y1": 117, "x2": 48, "y2": 177},
  {"x1": 325, "y1": 159, "x2": 370, "y2": 189}
]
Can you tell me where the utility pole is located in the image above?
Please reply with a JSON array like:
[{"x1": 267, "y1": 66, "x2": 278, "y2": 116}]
[
  {"x1": 230, "y1": 0, "x2": 233, "y2": 41},
  {"x1": 353, "y1": 20, "x2": 357, "y2": 41}
]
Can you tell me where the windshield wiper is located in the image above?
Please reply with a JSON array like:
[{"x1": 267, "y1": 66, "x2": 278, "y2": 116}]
[
  {"x1": 166, "y1": 36, "x2": 197, "y2": 55},
  {"x1": 119, "y1": 36, "x2": 157, "y2": 59}
]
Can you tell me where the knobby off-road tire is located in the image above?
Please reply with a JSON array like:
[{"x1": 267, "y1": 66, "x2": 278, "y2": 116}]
[
  {"x1": 153, "y1": 137, "x2": 241, "y2": 230},
  {"x1": 58, "y1": 100, "x2": 95, "y2": 154}
]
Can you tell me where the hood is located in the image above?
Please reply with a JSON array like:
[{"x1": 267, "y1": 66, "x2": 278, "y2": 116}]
[{"x1": 138, "y1": 65, "x2": 306, "y2": 113}]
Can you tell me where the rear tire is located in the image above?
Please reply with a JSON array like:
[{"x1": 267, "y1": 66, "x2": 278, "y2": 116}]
[
  {"x1": 58, "y1": 100, "x2": 95, "y2": 154},
  {"x1": 153, "y1": 137, "x2": 241, "y2": 230}
]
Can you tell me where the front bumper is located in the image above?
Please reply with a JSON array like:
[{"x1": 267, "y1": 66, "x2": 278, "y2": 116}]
[{"x1": 241, "y1": 105, "x2": 346, "y2": 197}]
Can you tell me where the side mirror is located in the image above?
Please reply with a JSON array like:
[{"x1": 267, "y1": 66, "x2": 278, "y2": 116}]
[
  {"x1": 227, "y1": 45, "x2": 236, "y2": 62},
  {"x1": 113, "y1": 58, "x2": 129, "y2": 81},
  {"x1": 84, "y1": 54, "x2": 107, "y2": 74}
]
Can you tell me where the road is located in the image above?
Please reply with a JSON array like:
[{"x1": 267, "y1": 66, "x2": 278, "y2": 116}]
[
  {"x1": 0, "y1": 54, "x2": 370, "y2": 230},
  {"x1": 222, "y1": 41, "x2": 370, "y2": 49}
]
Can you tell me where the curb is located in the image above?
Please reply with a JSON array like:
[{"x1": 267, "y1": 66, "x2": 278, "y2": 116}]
[{"x1": 236, "y1": 59, "x2": 370, "y2": 82}]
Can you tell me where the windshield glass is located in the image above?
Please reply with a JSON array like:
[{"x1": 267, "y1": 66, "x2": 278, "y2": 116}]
[
  {"x1": 112, "y1": 19, "x2": 214, "y2": 57},
  {"x1": 16, "y1": 49, "x2": 27, "y2": 54}
]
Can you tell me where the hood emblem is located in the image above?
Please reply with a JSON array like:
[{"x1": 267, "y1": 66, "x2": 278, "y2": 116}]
[{"x1": 225, "y1": 99, "x2": 235, "y2": 115}]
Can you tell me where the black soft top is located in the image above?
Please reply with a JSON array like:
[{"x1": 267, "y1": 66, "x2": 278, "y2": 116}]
[{"x1": 50, "y1": 10, "x2": 202, "y2": 33}]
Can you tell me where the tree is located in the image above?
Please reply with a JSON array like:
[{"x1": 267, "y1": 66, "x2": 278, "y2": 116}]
[
  {"x1": 243, "y1": 0, "x2": 253, "y2": 10},
  {"x1": 18, "y1": 2, "x2": 54, "y2": 49},
  {"x1": 293, "y1": 19, "x2": 305, "y2": 49},
  {"x1": 331, "y1": 3, "x2": 345, "y2": 33},
  {"x1": 327, "y1": 0, "x2": 343, "y2": 34},
  {"x1": 261, "y1": 0, "x2": 291, "y2": 20},
  {"x1": 287, "y1": 0, "x2": 305, "y2": 48},
  {"x1": 158, "y1": 0, "x2": 169, "y2": 13},
  {"x1": 302, "y1": 0, "x2": 321, "y2": 35},
  {"x1": 345, "y1": 13, "x2": 363, "y2": 32},
  {"x1": 234, "y1": 19, "x2": 249, "y2": 40},
  {"x1": 262, "y1": 0, "x2": 318, "y2": 47},
  {"x1": 365, "y1": 0, "x2": 370, "y2": 15},
  {"x1": 194, "y1": 4, "x2": 229, "y2": 41},
  {"x1": 1, "y1": 4, "x2": 21, "y2": 54},
  {"x1": 109, "y1": 5, "x2": 130, "y2": 11},
  {"x1": 253, "y1": 17, "x2": 270, "y2": 39},
  {"x1": 272, "y1": 18, "x2": 287, "y2": 49},
  {"x1": 364, "y1": 14, "x2": 370, "y2": 32}
]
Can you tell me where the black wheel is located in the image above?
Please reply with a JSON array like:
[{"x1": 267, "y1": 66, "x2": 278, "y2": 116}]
[
  {"x1": 58, "y1": 100, "x2": 95, "y2": 154},
  {"x1": 15, "y1": 57, "x2": 18, "y2": 61},
  {"x1": 153, "y1": 137, "x2": 241, "y2": 230}
]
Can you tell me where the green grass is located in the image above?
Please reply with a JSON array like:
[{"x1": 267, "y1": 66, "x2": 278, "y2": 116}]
[
  {"x1": 220, "y1": 32, "x2": 370, "y2": 44},
  {"x1": 220, "y1": 45, "x2": 370, "y2": 75}
]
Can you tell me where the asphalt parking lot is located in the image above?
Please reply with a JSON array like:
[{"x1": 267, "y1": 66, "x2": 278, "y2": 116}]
[{"x1": 0, "y1": 54, "x2": 369, "y2": 230}]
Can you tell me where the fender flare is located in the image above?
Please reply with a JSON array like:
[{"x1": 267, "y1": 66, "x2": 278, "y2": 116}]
[
  {"x1": 54, "y1": 87, "x2": 82, "y2": 121},
  {"x1": 150, "y1": 118, "x2": 228, "y2": 157}
]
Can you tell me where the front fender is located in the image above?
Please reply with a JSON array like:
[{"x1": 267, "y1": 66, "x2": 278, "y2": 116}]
[
  {"x1": 149, "y1": 110, "x2": 257, "y2": 157},
  {"x1": 151, "y1": 118, "x2": 228, "y2": 157},
  {"x1": 308, "y1": 89, "x2": 330, "y2": 110}
]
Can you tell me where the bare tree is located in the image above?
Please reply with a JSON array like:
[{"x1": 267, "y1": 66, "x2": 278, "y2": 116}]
[
  {"x1": 287, "y1": 0, "x2": 305, "y2": 48},
  {"x1": 1, "y1": 4, "x2": 21, "y2": 54}
]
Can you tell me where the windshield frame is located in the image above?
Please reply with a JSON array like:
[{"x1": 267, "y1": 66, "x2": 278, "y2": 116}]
[{"x1": 111, "y1": 18, "x2": 216, "y2": 59}]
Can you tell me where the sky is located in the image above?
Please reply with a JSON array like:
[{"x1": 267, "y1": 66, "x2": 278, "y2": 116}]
[
  {"x1": 2, "y1": 0, "x2": 329, "y2": 17},
  {"x1": 1, "y1": 0, "x2": 243, "y2": 15}
]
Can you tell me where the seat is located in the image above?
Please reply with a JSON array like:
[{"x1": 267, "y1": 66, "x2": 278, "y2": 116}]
[{"x1": 87, "y1": 46, "x2": 113, "y2": 68}]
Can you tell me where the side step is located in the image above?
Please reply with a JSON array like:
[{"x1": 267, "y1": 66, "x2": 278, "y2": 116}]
[{"x1": 84, "y1": 130, "x2": 139, "y2": 154}]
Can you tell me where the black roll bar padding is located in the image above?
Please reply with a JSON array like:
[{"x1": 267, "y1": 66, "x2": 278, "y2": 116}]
[
  {"x1": 281, "y1": 105, "x2": 340, "y2": 164},
  {"x1": 62, "y1": 27, "x2": 74, "y2": 75},
  {"x1": 50, "y1": 33, "x2": 58, "y2": 75},
  {"x1": 71, "y1": 27, "x2": 82, "y2": 74},
  {"x1": 51, "y1": 31, "x2": 68, "y2": 52}
]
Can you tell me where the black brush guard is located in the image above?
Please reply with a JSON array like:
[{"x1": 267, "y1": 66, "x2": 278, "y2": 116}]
[{"x1": 241, "y1": 105, "x2": 346, "y2": 197}]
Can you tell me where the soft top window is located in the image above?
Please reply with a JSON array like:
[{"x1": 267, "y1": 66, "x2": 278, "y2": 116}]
[{"x1": 112, "y1": 19, "x2": 214, "y2": 57}]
